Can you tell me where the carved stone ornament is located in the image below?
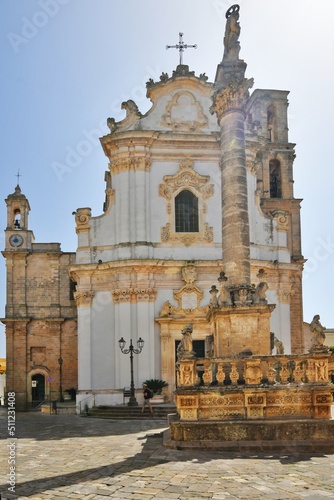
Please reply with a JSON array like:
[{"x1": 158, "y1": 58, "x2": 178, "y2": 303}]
[
  {"x1": 271, "y1": 210, "x2": 289, "y2": 230},
  {"x1": 158, "y1": 279, "x2": 208, "y2": 318},
  {"x1": 159, "y1": 300, "x2": 176, "y2": 317},
  {"x1": 74, "y1": 208, "x2": 92, "y2": 234},
  {"x1": 112, "y1": 287, "x2": 157, "y2": 304},
  {"x1": 315, "y1": 360, "x2": 328, "y2": 382},
  {"x1": 278, "y1": 288, "x2": 293, "y2": 304},
  {"x1": 177, "y1": 360, "x2": 197, "y2": 386},
  {"x1": 106, "y1": 99, "x2": 142, "y2": 134},
  {"x1": 109, "y1": 155, "x2": 152, "y2": 175},
  {"x1": 74, "y1": 291, "x2": 94, "y2": 307},
  {"x1": 244, "y1": 360, "x2": 262, "y2": 385},
  {"x1": 161, "y1": 90, "x2": 208, "y2": 131},
  {"x1": 182, "y1": 264, "x2": 197, "y2": 284},
  {"x1": 211, "y1": 77, "x2": 254, "y2": 120},
  {"x1": 104, "y1": 187, "x2": 115, "y2": 211},
  {"x1": 159, "y1": 159, "x2": 214, "y2": 246},
  {"x1": 174, "y1": 284, "x2": 203, "y2": 312}
]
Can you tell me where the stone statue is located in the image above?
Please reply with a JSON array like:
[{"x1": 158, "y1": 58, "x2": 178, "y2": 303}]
[
  {"x1": 217, "y1": 271, "x2": 232, "y2": 306},
  {"x1": 160, "y1": 300, "x2": 172, "y2": 317},
  {"x1": 107, "y1": 117, "x2": 117, "y2": 133},
  {"x1": 274, "y1": 336, "x2": 284, "y2": 355},
  {"x1": 209, "y1": 285, "x2": 219, "y2": 308},
  {"x1": 205, "y1": 334, "x2": 214, "y2": 358},
  {"x1": 223, "y1": 4, "x2": 241, "y2": 61},
  {"x1": 253, "y1": 282, "x2": 268, "y2": 304},
  {"x1": 121, "y1": 99, "x2": 141, "y2": 117},
  {"x1": 177, "y1": 323, "x2": 195, "y2": 360},
  {"x1": 309, "y1": 315, "x2": 327, "y2": 352}
]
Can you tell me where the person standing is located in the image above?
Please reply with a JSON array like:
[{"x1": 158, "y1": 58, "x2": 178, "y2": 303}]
[{"x1": 141, "y1": 384, "x2": 153, "y2": 414}]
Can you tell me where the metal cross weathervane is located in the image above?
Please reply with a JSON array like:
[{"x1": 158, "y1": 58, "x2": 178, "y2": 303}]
[{"x1": 166, "y1": 32, "x2": 197, "y2": 65}]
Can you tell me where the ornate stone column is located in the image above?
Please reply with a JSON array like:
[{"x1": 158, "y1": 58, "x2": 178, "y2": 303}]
[{"x1": 211, "y1": 4, "x2": 253, "y2": 290}]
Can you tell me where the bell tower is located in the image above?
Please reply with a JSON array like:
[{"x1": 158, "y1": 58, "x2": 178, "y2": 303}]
[{"x1": 5, "y1": 184, "x2": 34, "y2": 250}]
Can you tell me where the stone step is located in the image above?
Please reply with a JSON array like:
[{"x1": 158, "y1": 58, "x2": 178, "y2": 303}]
[{"x1": 86, "y1": 405, "x2": 177, "y2": 420}]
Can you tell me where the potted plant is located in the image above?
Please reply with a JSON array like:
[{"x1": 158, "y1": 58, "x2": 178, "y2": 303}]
[
  {"x1": 143, "y1": 379, "x2": 168, "y2": 404},
  {"x1": 143, "y1": 379, "x2": 168, "y2": 395}
]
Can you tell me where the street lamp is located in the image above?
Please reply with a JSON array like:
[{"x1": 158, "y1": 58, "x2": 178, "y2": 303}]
[
  {"x1": 58, "y1": 357, "x2": 64, "y2": 402},
  {"x1": 118, "y1": 337, "x2": 144, "y2": 406}
]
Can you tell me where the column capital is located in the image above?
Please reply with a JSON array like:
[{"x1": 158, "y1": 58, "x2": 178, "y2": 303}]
[
  {"x1": 74, "y1": 291, "x2": 94, "y2": 307},
  {"x1": 211, "y1": 77, "x2": 254, "y2": 121}
]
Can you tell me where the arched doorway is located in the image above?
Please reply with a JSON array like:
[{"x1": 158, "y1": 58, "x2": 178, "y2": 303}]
[{"x1": 31, "y1": 373, "x2": 45, "y2": 403}]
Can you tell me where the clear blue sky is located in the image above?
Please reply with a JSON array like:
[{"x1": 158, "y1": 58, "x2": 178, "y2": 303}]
[{"x1": 1, "y1": 0, "x2": 334, "y2": 356}]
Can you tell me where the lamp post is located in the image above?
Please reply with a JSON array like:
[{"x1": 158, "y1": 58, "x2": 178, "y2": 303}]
[
  {"x1": 58, "y1": 357, "x2": 64, "y2": 402},
  {"x1": 118, "y1": 337, "x2": 144, "y2": 406}
]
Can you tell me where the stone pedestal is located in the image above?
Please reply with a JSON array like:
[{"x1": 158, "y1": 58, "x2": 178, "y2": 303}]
[
  {"x1": 208, "y1": 304, "x2": 275, "y2": 357},
  {"x1": 165, "y1": 417, "x2": 334, "y2": 453}
]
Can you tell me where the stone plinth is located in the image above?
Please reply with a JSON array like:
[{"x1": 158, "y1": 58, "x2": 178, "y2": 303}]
[
  {"x1": 208, "y1": 304, "x2": 275, "y2": 357},
  {"x1": 169, "y1": 352, "x2": 334, "y2": 450},
  {"x1": 165, "y1": 417, "x2": 334, "y2": 452},
  {"x1": 175, "y1": 385, "x2": 333, "y2": 422}
]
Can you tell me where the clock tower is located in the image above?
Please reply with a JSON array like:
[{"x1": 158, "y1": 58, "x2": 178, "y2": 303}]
[
  {"x1": 5, "y1": 184, "x2": 34, "y2": 251},
  {"x1": 2, "y1": 184, "x2": 77, "y2": 411}
]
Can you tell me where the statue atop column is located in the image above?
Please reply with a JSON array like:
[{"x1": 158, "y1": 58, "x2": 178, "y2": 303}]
[
  {"x1": 223, "y1": 4, "x2": 241, "y2": 62},
  {"x1": 211, "y1": 4, "x2": 253, "y2": 118}
]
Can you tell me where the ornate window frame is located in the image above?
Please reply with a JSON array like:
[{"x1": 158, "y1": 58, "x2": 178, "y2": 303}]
[{"x1": 159, "y1": 159, "x2": 214, "y2": 246}]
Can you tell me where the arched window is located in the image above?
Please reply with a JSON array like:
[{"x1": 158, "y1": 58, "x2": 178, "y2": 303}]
[
  {"x1": 14, "y1": 209, "x2": 21, "y2": 229},
  {"x1": 175, "y1": 190, "x2": 199, "y2": 232},
  {"x1": 269, "y1": 159, "x2": 282, "y2": 198}
]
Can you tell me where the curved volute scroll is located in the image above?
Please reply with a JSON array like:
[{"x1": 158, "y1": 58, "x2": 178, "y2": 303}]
[
  {"x1": 106, "y1": 99, "x2": 142, "y2": 135},
  {"x1": 73, "y1": 207, "x2": 92, "y2": 234}
]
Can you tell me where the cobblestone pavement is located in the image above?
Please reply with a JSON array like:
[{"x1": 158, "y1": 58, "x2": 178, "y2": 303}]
[{"x1": 1, "y1": 408, "x2": 334, "y2": 499}]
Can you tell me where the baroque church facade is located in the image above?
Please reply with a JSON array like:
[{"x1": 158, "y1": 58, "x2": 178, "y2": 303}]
[{"x1": 2, "y1": 10, "x2": 305, "y2": 410}]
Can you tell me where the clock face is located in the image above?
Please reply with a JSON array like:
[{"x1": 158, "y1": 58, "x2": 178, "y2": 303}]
[{"x1": 9, "y1": 234, "x2": 23, "y2": 247}]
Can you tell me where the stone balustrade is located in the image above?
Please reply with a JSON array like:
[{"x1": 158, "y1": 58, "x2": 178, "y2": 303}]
[{"x1": 177, "y1": 353, "x2": 334, "y2": 388}]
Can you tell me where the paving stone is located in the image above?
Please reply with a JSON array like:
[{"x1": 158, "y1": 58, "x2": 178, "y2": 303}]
[{"x1": 1, "y1": 409, "x2": 334, "y2": 499}]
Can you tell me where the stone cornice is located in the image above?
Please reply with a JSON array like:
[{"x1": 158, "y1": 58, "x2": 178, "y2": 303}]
[{"x1": 100, "y1": 130, "x2": 221, "y2": 160}]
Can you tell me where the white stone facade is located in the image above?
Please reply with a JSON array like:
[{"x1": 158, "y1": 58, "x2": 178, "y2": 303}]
[{"x1": 70, "y1": 66, "x2": 303, "y2": 407}]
